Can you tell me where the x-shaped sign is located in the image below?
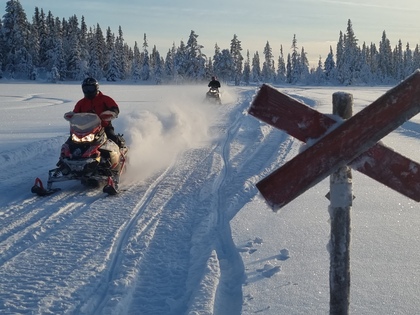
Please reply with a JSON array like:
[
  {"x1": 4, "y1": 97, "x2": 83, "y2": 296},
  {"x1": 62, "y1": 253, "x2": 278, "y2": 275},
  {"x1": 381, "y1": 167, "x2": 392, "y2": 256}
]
[{"x1": 249, "y1": 70, "x2": 420, "y2": 211}]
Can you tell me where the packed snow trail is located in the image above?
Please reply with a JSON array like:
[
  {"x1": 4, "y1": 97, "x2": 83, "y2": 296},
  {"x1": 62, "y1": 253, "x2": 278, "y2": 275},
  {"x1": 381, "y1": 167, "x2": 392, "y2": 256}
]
[
  {"x1": 2, "y1": 83, "x2": 420, "y2": 314},
  {"x1": 0, "y1": 86, "x2": 300, "y2": 315}
]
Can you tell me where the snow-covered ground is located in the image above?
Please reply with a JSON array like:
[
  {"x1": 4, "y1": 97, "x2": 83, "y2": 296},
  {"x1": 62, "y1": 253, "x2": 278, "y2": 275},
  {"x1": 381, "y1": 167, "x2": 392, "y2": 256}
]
[{"x1": 0, "y1": 81, "x2": 419, "y2": 315}]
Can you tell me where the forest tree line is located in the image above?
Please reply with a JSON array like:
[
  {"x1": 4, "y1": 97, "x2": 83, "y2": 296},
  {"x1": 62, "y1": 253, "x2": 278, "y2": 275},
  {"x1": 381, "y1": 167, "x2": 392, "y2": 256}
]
[{"x1": 2, "y1": 0, "x2": 420, "y2": 85}]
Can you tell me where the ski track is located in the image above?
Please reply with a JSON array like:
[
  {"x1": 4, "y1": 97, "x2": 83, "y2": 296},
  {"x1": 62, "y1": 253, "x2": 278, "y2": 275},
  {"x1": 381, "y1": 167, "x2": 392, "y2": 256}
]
[{"x1": 0, "y1": 87, "x2": 300, "y2": 315}]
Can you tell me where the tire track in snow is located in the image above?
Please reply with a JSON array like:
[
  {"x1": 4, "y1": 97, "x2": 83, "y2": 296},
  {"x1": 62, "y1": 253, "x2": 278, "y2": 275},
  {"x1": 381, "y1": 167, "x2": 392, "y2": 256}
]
[
  {"x1": 203, "y1": 89, "x2": 299, "y2": 314},
  {"x1": 84, "y1": 163, "x2": 179, "y2": 315},
  {"x1": 0, "y1": 191, "x2": 102, "y2": 267},
  {"x1": 93, "y1": 145, "x2": 220, "y2": 315}
]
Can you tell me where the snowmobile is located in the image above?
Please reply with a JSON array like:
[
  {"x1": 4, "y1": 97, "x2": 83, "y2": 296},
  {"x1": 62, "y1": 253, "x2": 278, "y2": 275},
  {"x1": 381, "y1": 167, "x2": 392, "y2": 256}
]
[
  {"x1": 31, "y1": 111, "x2": 128, "y2": 196},
  {"x1": 205, "y1": 87, "x2": 222, "y2": 104}
]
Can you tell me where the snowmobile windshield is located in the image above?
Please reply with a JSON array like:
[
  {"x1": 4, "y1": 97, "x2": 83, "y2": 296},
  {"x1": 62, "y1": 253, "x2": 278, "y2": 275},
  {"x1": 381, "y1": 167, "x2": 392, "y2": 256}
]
[{"x1": 69, "y1": 113, "x2": 102, "y2": 134}]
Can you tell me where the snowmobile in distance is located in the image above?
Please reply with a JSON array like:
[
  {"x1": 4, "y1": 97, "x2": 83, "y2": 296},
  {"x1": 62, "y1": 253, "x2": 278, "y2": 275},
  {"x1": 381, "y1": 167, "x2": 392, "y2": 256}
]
[
  {"x1": 31, "y1": 111, "x2": 128, "y2": 196},
  {"x1": 205, "y1": 87, "x2": 222, "y2": 104}
]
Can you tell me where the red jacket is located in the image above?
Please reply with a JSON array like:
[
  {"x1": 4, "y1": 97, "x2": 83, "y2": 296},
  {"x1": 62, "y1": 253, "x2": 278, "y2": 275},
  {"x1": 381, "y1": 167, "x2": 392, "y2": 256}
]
[{"x1": 73, "y1": 91, "x2": 119, "y2": 127}]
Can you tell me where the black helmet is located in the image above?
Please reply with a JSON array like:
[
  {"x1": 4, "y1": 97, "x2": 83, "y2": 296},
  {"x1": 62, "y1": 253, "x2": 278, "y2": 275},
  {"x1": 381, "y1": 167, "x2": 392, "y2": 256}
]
[
  {"x1": 211, "y1": 76, "x2": 215, "y2": 80},
  {"x1": 82, "y1": 77, "x2": 99, "y2": 99}
]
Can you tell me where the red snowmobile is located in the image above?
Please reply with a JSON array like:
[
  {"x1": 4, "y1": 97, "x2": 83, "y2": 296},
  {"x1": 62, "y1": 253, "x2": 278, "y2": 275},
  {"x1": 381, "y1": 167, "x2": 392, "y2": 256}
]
[{"x1": 31, "y1": 111, "x2": 128, "y2": 196}]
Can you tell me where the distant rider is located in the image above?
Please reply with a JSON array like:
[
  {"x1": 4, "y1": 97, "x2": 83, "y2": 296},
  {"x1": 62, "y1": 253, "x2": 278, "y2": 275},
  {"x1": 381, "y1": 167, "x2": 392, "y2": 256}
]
[{"x1": 208, "y1": 76, "x2": 221, "y2": 90}]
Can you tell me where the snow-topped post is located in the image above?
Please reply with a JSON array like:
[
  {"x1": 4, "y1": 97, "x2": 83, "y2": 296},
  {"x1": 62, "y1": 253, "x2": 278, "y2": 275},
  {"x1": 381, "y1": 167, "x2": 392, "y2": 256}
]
[{"x1": 329, "y1": 92, "x2": 353, "y2": 315}]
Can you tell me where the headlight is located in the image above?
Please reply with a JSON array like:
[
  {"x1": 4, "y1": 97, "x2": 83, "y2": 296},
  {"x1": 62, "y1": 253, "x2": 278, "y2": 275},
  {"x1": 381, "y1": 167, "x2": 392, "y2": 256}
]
[{"x1": 72, "y1": 133, "x2": 95, "y2": 142}]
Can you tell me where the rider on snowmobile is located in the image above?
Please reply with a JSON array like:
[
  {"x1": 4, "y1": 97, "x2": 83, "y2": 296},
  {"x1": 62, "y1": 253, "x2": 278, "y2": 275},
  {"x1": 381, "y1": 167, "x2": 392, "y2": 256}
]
[
  {"x1": 208, "y1": 76, "x2": 221, "y2": 89},
  {"x1": 56, "y1": 77, "x2": 125, "y2": 167},
  {"x1": 73, "y1": 77, "x2": 124, "y2": 147}
]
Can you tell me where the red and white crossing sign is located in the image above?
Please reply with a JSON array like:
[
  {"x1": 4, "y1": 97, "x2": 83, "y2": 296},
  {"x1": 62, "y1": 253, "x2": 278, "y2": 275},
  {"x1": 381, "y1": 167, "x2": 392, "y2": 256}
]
[{"x1": 249, "y1": 70, "x2": 420, "y2": 211}]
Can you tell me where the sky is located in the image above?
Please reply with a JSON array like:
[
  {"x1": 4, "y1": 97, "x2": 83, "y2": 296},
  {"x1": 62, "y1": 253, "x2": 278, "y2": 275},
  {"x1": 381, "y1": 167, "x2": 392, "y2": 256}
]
[{"x1": 16, "y1": 0, "x2": 420, "y2": 66}]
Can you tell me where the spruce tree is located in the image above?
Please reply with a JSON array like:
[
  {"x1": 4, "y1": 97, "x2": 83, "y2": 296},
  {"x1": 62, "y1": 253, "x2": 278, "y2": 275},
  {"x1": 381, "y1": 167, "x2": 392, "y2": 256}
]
[{"x1": 230, "y1": 34, "x2": 243, "y2": 85}]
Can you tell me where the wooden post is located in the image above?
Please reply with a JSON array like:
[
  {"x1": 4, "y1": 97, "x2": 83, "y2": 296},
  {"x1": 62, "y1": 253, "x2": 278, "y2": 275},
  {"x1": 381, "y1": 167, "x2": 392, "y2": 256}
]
[{"x1": 329, "y1": 92, "x2": 353, "y2": 315}]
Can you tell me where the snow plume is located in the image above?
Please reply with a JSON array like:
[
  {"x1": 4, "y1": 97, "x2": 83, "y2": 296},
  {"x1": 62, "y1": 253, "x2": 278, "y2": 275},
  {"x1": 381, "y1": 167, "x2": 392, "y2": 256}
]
[{"x1": 119, "y1": 95, "x2": 217, "y2": 183}]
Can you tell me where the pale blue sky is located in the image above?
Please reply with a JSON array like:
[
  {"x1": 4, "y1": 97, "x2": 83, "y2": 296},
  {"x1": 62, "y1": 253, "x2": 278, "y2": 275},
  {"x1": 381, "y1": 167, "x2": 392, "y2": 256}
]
[{"x1": 17, "y1": 0, "x2": 420, "y2": 66}]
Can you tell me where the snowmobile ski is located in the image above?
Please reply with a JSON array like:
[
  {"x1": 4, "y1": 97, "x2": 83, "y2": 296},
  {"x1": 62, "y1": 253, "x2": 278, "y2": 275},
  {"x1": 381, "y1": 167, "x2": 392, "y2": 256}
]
[
  {"x1": 102, "y1": 176, "x2": 118, "y2": 195},
  {"x1": 31, "y1": 177, "x2": 61, "y2": 196}
]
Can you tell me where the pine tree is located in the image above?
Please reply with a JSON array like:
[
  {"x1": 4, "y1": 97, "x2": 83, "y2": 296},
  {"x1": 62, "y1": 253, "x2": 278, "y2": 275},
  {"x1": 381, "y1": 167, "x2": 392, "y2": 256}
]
[
  {"x1": 104, "y1": 27, "x2": 114, "y2": 73},
  {"x1": 217, "y1": 49, "x2": 234, "y2": 82},
  {"x1": 132, "y1": 41, "x2": 141, "y2": 81},
  {"x1": 413, "y1": 44, "x2": 420, "y2": 71},
  {"x1": 114, "y1": 26, "x2": 127, "y2": 79},
  {"x1": 185, "y1": 30, "x2": 206, "y2": 81},
  {"x1": 230, "y1": 34, "x2": 243, "y2": 85},
  {"x1": 300, "y1": 46, "x2": 310, "y2": 82},
  {"x1": 335, "y1": 31, "x2": 344, "y2": 83},
  {"x1": 151, "y1": 46, "x2": 163, "y2": 84},
  {"x1": 251, "y1": 52, "x2": 261, "y2": 82},
  {"x1": 359, "y1": 42, "x2": 373, "y2": 84},
  {"x1": 3, "y1": 0, "x2": 32, "y2": 78},
  {"x1": 393, "y1": 40, "x2": 404, "y2": 80},
  {"x1": 164, "y1": 43, "x2": 176, "y2": 81},
  {"x1": 403, "y1": 42, "x2": 413, "y2": 78},
  {"x1": 290, "y1": 34, "x2": 300, "y2": 83},
  {"x1": 86, "y1": 25, "x2": 103, "y2": 79},
  {"x1": 286, "y1": 53, "x2": 292, "y2": 83},
  {"x1": 65, "y1": 15, "x2": 83, "y2": 79},
  {"x1": 242, "y1": 50, "x2": 251, "y2": 85},
  {"x1": 174, "y1": 40, "x2": 187, "y2": 82},
  {"x1": 205, "y1": 57, "x2": 213, "y2": 80},
  {"x1": 324, "y1": 46, "x2": 336, "y2": 82},
  {"x1": 140, "y1": 33, "x2": 150, "y2": 81},
  {"x1": 339, "y1": 19, "x2": 360, "y2": 85},
  {"x1": 262, "y1": 41, "x2": 275, "y2": 82},
  {"x1": 276, "y1": 45, "x2": 286, "y2": 83},
  {"x1": 212, "y1": 43, "x2": 222, "y2": 79},
  {"x1": 312, "y1": 56, "x2": 324, "y2": 84},
  {"x1": 378, "y1": 30, "x2": 393, "y2": 82}
]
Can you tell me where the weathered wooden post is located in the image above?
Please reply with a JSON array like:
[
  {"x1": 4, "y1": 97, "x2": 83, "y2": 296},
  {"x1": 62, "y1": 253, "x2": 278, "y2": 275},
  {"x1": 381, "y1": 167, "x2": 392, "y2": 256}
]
[{"x1": 329, "y1": 92, "x2": 353, "y2": 315}]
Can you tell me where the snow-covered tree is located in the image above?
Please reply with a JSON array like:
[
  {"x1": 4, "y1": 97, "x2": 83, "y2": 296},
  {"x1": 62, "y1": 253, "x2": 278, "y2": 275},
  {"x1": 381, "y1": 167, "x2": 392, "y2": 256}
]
[
  {"x1": 151, "y1": 45, "x2": 163, "y2": 84},
  {"x1": 164, "y1": 43, "x2": 176, "y2": 81},
  {"x1": 131, "y1": 41, "x2": 141, "y2": 81},
  {"x1": 378, "y1": 30, "x2": 393, "y2": 82},
  {"x1": 106, "y1": 48, "x2": 121, "y2": 81},
  {"x1": 403, "y1": 42, "x2": 413, "y2": 78},
  {"x1": 413, "y1": 44, "x2": 420, "y2": 71},
  {"x1": 338, "y1": 19, "x2": 360, "y2": 85},
  {"x1": 261, "y1": 41, "x2": 275, "y2": 83},
  {"x1": 64, "y1": 15, "x2": 83, "y2": 80},
  {"x1": 204, "y1": 57, "x2": 213, "y2": 80},
  {"x1": 276, "y1": 45, "x2": 286, "y2": 83},
  {"x1": 230, "y1": 34, "x2": 243, "y2": 85},
  {"x1": 185, "y1": 30, "x2": 206, "y2": 81},
  {"x1": 212, "y1": 43, "x2": 223, "y2": 79},
  {"x1": 217, "y1": 49, "x2": 234, "y2": 82},
  {"x1": 393, "y1": 40, "x2": 404, "y2": 80},
  {"x1": 2, "y1": 0, "x2": 32, "y2": 78},
  {"x1": 300, "y1": 46, "x2": 310, "y2": 82},
  {"x1": 140, "y1": 33, "x2": 150, "y2": 81},
  {"x1": 251, "y1": 52, "x2": 261, "y2": 82},
  {"x1": 242, "y1": 50, "x2": 251, "y2": 85},
  {"x1": 311, "y1": 56, "x2": 325, "y2": 84},
  {"x1": 85, "y1": 25, "x2": 103, "y2": 79},
  {"x1": 289, "y1": 34, "x2": 300, "y2": 83},
  {"x1": 324, "y1": 46, "x2": 336, "y2": 82}
]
